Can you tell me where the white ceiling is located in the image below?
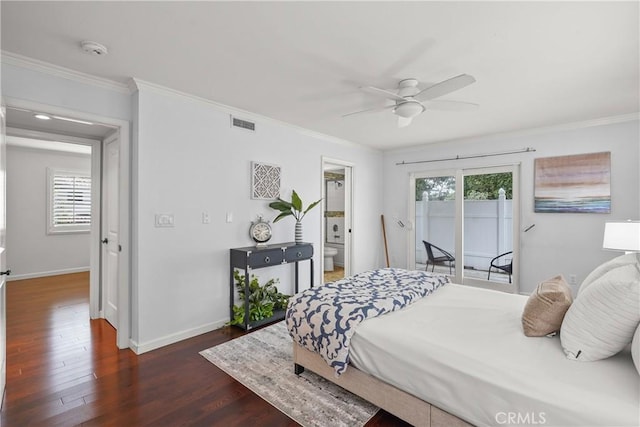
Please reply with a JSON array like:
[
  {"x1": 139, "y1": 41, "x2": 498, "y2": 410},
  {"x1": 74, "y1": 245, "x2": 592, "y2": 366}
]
[{"x1": 2, "y1": 1, "x2": 638, "y2": 150}]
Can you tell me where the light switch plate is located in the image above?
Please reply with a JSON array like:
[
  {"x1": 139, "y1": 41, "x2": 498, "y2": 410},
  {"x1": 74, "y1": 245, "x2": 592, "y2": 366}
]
[{"x1": 155, "y1": 213, "x2": 174, "y2": 227}]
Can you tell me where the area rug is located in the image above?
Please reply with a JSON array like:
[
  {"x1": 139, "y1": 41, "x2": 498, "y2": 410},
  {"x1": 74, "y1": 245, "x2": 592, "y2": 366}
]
[{"x1": 200, "y1": 322, "x2": 379, "y2": 427}]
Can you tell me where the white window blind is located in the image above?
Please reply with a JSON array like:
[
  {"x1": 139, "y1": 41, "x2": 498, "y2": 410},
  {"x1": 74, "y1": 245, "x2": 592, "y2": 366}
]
[{"x1": 48, "y1": 169, "x2": 91, "y2": 233}]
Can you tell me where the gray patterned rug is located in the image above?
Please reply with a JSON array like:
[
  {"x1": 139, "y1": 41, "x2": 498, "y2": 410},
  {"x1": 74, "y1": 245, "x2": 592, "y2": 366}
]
[{"x1": 200, "y1": 322, "x2": 379, "y2": 427}]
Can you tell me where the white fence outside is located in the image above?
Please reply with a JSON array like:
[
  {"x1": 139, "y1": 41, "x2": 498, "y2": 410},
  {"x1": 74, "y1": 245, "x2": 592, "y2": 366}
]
[{"x1": 415, "y1": 190, "x2": 513, "y2": 272}]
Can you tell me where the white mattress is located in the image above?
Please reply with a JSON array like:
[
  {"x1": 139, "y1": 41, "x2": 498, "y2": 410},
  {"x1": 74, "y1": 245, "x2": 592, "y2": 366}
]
[{"x1": 349, "y1": 284, "x2": 640, "y2": 427}]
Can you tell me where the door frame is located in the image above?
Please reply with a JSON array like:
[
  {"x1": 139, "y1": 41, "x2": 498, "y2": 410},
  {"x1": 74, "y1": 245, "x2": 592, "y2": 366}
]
[
  {"x1": 1, "y1": 102, "x2": 7, "y2": 408},
  {"x1": 4, "y1": 97, "x2": 131, "y2": 349},
  {"x1": 321, "y1": 157, "x2": 354, "y2": 280},
  {"x1": 409, "y1": 163, "x2": 520, "y2": 293}
]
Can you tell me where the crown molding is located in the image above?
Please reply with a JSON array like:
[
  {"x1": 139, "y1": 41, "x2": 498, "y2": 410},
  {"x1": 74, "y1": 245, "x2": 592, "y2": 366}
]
[
  {"x1": 390, "y1": 112, "x2": 640, "y2": 155},
  {"x1": 129, "y1": 78, "x2": 377, "y2": 152},
  {"x1": 1, "y1": 50, "x2": 130, "y2": 94}
]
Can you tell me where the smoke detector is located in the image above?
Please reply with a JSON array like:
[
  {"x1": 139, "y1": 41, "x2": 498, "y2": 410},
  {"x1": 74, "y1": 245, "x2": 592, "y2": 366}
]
[{"x1": 80, "y1": 40, "x2": 108, "y2": 56}]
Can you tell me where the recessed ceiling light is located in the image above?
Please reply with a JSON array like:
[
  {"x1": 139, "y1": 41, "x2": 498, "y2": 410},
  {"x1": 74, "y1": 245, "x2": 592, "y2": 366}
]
[
  {"x1": 80, "y1": 40, "x2": 108, "y2": 56},
  {"x1": 33, "y1": 114, "x2": 51, "y2": 120}
]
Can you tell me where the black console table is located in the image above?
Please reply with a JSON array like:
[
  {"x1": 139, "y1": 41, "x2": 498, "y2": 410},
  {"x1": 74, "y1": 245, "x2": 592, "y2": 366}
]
[{"x1": 230, "y1": 242, "x2": 313, "y2": 330}]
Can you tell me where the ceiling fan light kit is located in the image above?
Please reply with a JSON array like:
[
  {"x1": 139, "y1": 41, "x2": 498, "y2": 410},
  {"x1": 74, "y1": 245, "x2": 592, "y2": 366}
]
[
  {"x1": 393, "y1": 101, "x2": 424, "y2": 118},
  {"x1": 345, "y1": 73, "x2": 477, "y2": 128}
]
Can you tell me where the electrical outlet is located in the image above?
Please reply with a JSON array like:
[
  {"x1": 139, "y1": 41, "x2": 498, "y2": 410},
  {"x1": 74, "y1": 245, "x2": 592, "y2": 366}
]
[
  {"x1": 568, "y1": 274, "x2": 577, "y2": 286},
  {"x1": 202, "y1": 212, "x2": 210, "y2": 224}
]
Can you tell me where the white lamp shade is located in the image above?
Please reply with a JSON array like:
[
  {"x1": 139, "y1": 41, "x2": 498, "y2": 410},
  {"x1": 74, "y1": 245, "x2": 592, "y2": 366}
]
[{"x1": 602, "y1": 221, "x2": 640, "y2": 252}]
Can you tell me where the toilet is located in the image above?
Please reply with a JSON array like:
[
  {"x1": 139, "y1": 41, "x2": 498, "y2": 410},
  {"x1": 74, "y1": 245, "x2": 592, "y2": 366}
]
[{"x1": 324, "y1": 246, "x2": 339, "y2": 271}]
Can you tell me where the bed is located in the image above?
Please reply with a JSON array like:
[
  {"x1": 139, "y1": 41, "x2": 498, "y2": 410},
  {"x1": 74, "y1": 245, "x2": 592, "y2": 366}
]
[{"x1": 287, "y1": 265, "x2": 640, "y2": 427}]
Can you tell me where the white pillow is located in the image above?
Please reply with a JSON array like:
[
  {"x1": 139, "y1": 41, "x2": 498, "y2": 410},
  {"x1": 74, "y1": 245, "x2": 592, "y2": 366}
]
[
  {"x1": 560, "y1": 260, "x2": 640, "y2": 361},
  {"x1": 578, "y1": 253, "x2": 640, "y2": 295},
  {"x1": 633, "y1": 324, "x2": 640, "y2": 376}
]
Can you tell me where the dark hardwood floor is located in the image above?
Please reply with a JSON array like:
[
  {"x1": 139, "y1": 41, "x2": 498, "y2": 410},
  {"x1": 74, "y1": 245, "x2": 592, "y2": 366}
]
[{"x1": 1, "y1": 272, "x2": 408, "y2": 426}]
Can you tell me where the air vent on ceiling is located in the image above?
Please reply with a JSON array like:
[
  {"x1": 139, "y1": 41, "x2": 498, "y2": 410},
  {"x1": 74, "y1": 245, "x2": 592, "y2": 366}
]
[{"x1": 231, "y1": 116, "x2": 256, "y2": 132}]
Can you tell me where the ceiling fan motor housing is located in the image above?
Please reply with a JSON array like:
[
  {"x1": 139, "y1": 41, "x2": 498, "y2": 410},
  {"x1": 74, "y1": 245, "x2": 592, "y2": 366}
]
[{"x1": 397, "y1": 78, "x2": 420, "y2": 97}]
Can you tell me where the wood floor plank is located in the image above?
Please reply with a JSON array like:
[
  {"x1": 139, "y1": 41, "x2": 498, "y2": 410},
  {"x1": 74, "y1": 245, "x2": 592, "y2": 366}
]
[{"x1": 0, "y1": 272, "x2": 407, "y2": 426}]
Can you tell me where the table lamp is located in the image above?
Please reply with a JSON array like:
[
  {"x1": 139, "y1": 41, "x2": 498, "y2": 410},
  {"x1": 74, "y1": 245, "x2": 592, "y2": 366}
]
[{"x1": 602, "y1": 221, "x2": 640, "y2": 254}]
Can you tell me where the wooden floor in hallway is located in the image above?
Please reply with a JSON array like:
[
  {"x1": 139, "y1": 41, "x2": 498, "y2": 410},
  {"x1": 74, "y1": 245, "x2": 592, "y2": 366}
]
[{"x1": 0, "y1": 272, "x2": 408, "y2": 426}]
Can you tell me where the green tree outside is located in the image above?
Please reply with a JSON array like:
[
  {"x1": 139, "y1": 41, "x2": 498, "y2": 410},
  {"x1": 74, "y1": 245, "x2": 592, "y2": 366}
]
[{"x1": 416, "y1": 173, "x2": 512, "y2": 201}]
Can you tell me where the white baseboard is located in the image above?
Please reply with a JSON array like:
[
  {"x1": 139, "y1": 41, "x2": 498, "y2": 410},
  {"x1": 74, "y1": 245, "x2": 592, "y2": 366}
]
[
  {"x1": 7, "y1": 267, "x2": 90, "y2": 281},
  {"x1": 129, "y1": 318, "x2": 228, "y2": 355}
]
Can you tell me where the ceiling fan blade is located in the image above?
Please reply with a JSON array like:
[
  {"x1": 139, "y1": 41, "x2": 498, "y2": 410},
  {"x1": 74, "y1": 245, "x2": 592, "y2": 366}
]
[
  {"x1": 424, "y1": 100, "x2": 479, "y2": 111},
  {"x1": 415, "y1": 74, "x2": 476, "y2": 101},
  {"x1": 360, "y1": 85, "x2": 406, "y2": 102},
  {"x1": 397, "y1": 116, "x2": 413, "y2": 128},
  {"x1": 342, "y1": 104, "x2": 394, "y2": 117}
]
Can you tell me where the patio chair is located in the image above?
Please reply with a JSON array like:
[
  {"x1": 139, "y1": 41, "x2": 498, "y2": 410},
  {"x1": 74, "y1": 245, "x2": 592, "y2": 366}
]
[
  {"x1": 422, "y1": 241, "x2": 455, "y2": 275},
  {"x1": 488, "y1": 251, "x2": 513, "y2": 283}
]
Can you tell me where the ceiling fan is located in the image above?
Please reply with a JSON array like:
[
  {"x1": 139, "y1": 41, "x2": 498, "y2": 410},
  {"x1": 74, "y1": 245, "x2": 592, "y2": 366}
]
[{"x1": 344, "y1": 74, "x2": 478, "y2": 128}]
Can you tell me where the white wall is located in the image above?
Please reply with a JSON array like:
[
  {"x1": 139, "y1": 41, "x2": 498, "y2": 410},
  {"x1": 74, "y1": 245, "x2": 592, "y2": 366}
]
[
  {"x1": 383, "y1": 119, "x2": 640, "y2": 295},
  {"x1": 6, "y1": 145, "x2": 92, "y2": 279},
  {"x1": 1, "y1": 60, "x2": 132, "y2": 121},
  {"x1": 130, "y1": 82, "x2": 384, "y2": 351}
]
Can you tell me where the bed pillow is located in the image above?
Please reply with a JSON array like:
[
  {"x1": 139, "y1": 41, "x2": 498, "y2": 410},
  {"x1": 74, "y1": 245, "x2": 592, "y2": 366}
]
[
  {"x1": 560, "y1": 260, "x2": 640, "y2": 361},
  {"x1": 522, "y1": 275, "x2": 573, "y2": 337},
  {"x1": 633, "y1": 324, "x2": 640, "y2": 376},
  {"x1": 578, "y1": 253, "x2": 640, "y2": 295}
]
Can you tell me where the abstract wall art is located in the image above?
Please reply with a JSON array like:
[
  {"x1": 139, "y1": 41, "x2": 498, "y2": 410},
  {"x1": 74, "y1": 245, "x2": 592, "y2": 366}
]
[
  {"x1": 251, "y1": 162, "x2": 281, "y2": 200},
  {"x1": 534, "y1": 152, "x2": 611, "y2": 213}
]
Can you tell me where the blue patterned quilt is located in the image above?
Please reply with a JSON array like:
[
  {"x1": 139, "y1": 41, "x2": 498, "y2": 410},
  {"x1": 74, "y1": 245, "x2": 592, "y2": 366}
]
[{"x1": 286, "y1": 268, "x2": 449, "y2": 376}]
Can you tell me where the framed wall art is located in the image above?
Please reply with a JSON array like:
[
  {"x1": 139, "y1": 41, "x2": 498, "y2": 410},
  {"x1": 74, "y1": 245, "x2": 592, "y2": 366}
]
[
  {"x1": 251, "y1": 162, "x2": 281, "y2": 200},
  {"x1": 534, "y1": 151, "x2": 611, "y2": 213}
]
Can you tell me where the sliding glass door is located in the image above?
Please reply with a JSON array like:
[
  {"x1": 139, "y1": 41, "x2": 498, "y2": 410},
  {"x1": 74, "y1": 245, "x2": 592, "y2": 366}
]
[
  {"x1": 411, "y1": 165, "x2": 519, "y2": 292},
  {"x1": 414, "y1": 172, "x2": 457, "y2": 277}
]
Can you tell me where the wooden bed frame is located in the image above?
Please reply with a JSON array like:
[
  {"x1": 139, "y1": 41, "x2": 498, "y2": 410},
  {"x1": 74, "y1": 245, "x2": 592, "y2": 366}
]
[{"x1": 293, "y1": 343, "x2": 472, "y2": 427}]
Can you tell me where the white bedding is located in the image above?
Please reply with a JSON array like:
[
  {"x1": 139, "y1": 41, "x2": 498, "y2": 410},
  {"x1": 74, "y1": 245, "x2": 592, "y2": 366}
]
[{"x1": 349, "y1": 284, "x2": 640, "y2": 427}]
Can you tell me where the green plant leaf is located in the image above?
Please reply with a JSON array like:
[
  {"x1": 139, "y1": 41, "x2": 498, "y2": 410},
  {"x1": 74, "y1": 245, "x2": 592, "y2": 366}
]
[
  {"x1": 273, "y1": 211, "x2": 292, "y2": 223},
  {"x1": 291, "y1": 190, "x2": 303, "y2": 212},
  {"x1": 303, "y1": 199, "x2": 322, "y2": 216},
  {"x1": 268, "y1": 200, "x2": 293, "y2": 212}
]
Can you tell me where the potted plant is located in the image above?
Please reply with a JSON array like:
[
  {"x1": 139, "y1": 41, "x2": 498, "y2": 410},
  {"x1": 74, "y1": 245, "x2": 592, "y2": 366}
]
[
  {"x1": 228, "y1": 270, "x2": 290, "y2": 327},
  {"x1": 269, "y1": 190, "x2": 322, "y2": 243}
]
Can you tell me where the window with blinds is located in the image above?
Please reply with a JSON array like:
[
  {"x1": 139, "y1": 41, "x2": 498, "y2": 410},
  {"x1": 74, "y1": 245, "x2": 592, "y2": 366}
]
[{"x1": 47, "y1": 168, "x2": 91, "y2": 233}]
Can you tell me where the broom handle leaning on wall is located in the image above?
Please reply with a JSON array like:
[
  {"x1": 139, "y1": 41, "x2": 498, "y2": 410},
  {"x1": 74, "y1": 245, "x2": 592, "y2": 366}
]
[{"x1": 381, "y1": 215, "x2": 390, "y2": 268}]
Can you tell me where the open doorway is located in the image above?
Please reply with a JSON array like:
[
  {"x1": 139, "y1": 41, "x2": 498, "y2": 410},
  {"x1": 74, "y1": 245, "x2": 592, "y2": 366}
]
[
  {"x1": 6, "y1": 129, "x2": 98, "y2": 278},
  {"x1": 321, "y1": 158, "x2": 354, "y2": 284},
  {"x1": 3, "y1": 101, "x2": 130, "y2": 348}
]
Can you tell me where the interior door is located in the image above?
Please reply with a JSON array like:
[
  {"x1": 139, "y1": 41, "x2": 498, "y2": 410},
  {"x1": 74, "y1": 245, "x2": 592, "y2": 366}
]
[
  {"x1": 102, "y1": 133, "x2": 119, "y2": 328},
  {"x1": 0, "y1": 104, "x2": 7, "y2": 407}
]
